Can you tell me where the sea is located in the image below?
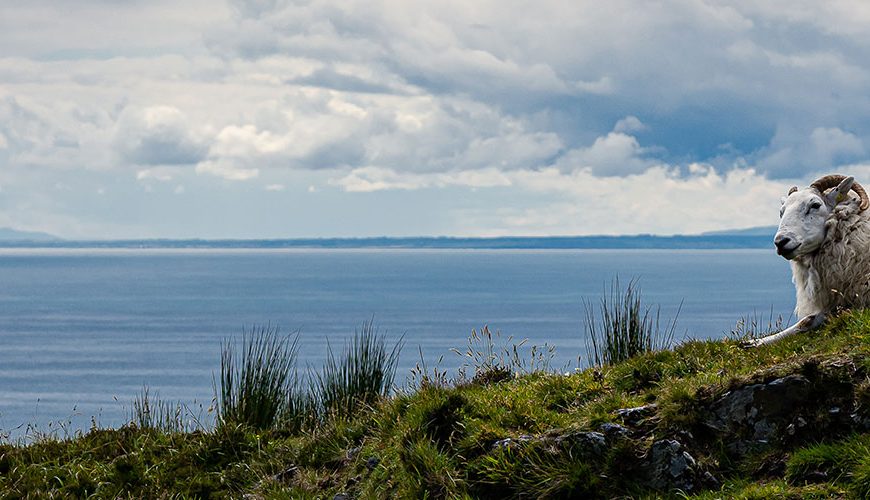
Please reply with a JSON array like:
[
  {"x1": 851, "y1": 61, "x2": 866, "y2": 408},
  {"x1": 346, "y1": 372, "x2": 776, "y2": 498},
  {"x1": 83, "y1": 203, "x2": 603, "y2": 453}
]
[{"x1": 0, "y1": 248, "x2": 795, "y2": 438}]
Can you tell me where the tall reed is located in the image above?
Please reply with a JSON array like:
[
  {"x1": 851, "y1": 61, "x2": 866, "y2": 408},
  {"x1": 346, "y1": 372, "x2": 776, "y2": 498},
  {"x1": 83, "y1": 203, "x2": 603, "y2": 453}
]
[
  {"x1": 315, "y1": 319, "x2": 403, "y2": 419},
  {"x1": 583, "y1": 277, "x2": 680, "y2": 367},
  {"x1": 216, "y1": 324, "x2": 302, "y2": 430}
]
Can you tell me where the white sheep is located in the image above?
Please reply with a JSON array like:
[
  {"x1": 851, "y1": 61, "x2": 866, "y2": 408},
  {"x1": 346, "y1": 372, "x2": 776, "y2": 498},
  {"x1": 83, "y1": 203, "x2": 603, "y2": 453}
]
[{"x1": 749, "y1": 174, "x2": 870, "y2": 346}]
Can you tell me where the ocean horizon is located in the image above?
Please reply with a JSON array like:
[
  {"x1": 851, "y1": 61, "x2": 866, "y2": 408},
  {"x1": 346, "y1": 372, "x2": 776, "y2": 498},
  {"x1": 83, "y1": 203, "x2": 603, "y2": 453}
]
[{"x1": 0, "y1": 247, "x2": 793, "y2": 438}]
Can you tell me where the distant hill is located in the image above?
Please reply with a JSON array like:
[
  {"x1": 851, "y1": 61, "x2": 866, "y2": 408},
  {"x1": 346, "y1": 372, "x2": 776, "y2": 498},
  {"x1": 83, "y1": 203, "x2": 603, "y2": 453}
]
[
  {"x1": 0, "y1": 225, "x2": 785, "y2": 249},
  {"x1": 0, "y1": 233, "x2": 774, "y2": 249},
  {"x1": 701, "y1": 226, "x2": 777, "y2": 237},
  {"x1": 0, "y1": 228, "x2": 59, "y2": 241}
]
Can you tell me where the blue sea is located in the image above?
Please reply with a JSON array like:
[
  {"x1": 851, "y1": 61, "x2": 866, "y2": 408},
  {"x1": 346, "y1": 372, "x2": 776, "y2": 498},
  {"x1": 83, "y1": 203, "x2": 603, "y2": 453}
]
[{"x1": 0, "y1": 248, "x2": 794, "y2": 438}]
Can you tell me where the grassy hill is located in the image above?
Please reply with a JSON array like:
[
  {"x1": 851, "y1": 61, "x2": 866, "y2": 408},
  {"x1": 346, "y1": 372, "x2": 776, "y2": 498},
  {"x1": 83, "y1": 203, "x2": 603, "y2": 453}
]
[{"x1": 3, "y1": 313, "x2": 870, "y2": 498}]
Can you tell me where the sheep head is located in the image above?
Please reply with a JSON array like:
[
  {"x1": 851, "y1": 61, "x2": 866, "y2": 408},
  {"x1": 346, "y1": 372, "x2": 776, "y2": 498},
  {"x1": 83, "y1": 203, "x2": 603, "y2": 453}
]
[{"x1": 774, "y1": 175, "x2": 869, "y2": 260}]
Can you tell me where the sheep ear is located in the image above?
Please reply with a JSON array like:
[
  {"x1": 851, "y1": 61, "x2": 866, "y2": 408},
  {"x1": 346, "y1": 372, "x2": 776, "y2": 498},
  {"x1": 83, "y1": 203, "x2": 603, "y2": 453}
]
[{"x1": 826, "y1": 176, "x2": 855, "y2": 206}]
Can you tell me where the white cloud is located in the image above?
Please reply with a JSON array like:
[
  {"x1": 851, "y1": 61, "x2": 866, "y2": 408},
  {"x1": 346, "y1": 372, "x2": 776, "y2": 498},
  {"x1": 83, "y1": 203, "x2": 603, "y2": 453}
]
[
  {"x1": 456, "y1": 165, "x2": 791, "y2": 236},
  {"x1": 113, "y1": 106, "x2": 208, "y2": 166},
  {"x1": 331, "y1": 166, "x2": 513, "y2": 192},
  {"x1": 3, "y1": 1, "x2": 870, "y2": 237},
  {"x1": 556, "y1": 132, "x2": 651, "y2": 176},
  {"x1": 614, "y1": 115, "x2": 647, "y2": 133},
  {"x1": 195, "y1": 159, "x2": 259, "y2": 181}
]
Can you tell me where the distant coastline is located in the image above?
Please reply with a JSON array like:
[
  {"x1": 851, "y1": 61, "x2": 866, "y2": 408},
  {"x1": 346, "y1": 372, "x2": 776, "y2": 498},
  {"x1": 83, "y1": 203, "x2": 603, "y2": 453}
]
[
  {"x1": 0, "y1": 234, "x2": 776, "y2": 250},
  {"x1": 0, "y1": 225, "x2": 778, "y2": 250}
]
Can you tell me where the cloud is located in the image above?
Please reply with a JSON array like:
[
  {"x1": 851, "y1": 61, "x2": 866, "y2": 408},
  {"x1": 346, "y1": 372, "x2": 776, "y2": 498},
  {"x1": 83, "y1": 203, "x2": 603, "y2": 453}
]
[
  {"x1": 614, "y1": 116, "x2": 647, "y2": 134},
  {"x1": 330, "y1": 166, "x2": 513, "y2": 192},
  {"x1": 756, "y1": 126, "x2": 866, "y2": 177},
  {"x1": 4, "y1": 1, "x2": 870, "y2": 237},
  {"x1": 454, "y1": 164, "x2": 791, "y2": 236},
  {"x1": 556, "y1": 131, "x2": 652, "y2": 176},
  {"x1": 113, "y1": 106, "x2": 208, "y2": 166}
]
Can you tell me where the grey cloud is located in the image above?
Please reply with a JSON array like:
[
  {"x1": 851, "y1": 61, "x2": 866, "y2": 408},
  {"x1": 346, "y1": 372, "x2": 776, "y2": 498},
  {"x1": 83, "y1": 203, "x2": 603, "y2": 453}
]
[
  {"x1": 112, "y1": 106, "x2": 208, "y2": 166},
  {"x1": 288, "y1": 67, "x2": 402, "y2": 95},
  {"x1": 755, "y1": 126, "x2": 866, "y2": 178},
  {"x1": 207, "y1": 0, "x2": 870, "y2": 179}
]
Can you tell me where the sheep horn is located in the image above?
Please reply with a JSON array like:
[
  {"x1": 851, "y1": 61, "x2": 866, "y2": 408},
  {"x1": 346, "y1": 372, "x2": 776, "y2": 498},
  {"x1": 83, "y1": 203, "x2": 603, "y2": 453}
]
[
  {"x1": 788, "y1": 186, "x2": 798, "y2": 195},
  {"x1": 810, "y1": 174, "x2": 870, "y2": 211}
]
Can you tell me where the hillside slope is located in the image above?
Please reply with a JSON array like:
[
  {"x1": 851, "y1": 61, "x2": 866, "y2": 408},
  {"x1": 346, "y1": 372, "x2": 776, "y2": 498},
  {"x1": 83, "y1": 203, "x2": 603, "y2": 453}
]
[{"x1": 3, "y1": 313, "x2": 870, "y2": 498}]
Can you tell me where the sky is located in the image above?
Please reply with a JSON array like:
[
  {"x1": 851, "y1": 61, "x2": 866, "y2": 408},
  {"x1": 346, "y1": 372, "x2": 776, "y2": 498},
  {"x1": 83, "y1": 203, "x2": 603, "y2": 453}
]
[{"x1": 3, "y1": 1, "x2": 870, "y2": 239}]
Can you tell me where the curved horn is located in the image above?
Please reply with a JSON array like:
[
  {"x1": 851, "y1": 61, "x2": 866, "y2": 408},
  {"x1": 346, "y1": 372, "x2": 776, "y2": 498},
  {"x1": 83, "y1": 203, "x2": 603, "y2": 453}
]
[
  {"x1": 788, "y1": 186, "x2": 798, "y2": 196},
  {"x1": 810, "y1": 174, "x2": 870, "y2": 211}
]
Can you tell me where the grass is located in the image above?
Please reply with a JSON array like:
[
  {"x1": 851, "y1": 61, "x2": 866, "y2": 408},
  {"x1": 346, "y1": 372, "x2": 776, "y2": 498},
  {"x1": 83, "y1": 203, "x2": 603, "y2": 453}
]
[
  {"x1": 129, "y1": 386, "x2": 205, "y2": 433},
  {"x1": 729, "y1": 308, "x2": 790, "y2": 342},
  {"x1": 217, "y1": 324, "x2": 305, "y2": 431},
  {"x1": 5, "y1": 304, "x2": 870, "y2": 497},
  {"x1": 452, "y1": 326, "x2": 555, "y2": 385},
  {"x1": 583, "y1": 277, "x2": 680, "y2": 367},
  {"x1": 315, "y1": 319, "x2": 404, "y2": 420}
]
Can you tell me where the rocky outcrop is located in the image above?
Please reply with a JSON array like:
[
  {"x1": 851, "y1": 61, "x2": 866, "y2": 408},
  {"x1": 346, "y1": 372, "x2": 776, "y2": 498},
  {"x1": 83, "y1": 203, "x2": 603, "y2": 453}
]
[{"x1": 645, "y1": 439, "x2": 699, "y2": 492}]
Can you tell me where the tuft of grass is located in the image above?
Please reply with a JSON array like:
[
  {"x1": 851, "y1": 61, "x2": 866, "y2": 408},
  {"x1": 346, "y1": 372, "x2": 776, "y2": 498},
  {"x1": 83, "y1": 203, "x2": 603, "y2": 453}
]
[
  {"x1": 130, "y1": 386, "x2": 200, "y2": 433},
  {"x1": 315, "y1": 319, "x2": 403, "y2": 420},
  {"x1": 583, "y1": 277, "x2": 680, "y2": 367},
  {"x1": 217, "y1": 324, "x2": 305, "y2": 431},
  {"x1": 786, "y1": 433, "x2": 870, "y2": 485},
  {"x1": 407, "y1": 346, "x2": 450, "y2": 392},
  {"x1": 728, "y1": 308, "x2": 790, "y2": 341},
  {"x1": 453, "y1": 325, "x2": 555, "y2": 385}
]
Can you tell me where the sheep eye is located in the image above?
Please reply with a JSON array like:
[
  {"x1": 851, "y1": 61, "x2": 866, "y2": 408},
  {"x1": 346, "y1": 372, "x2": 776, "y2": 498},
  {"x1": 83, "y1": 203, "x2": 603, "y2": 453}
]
[{"x1": 809, "y1": 202, "x2": 822, "y2": 210}]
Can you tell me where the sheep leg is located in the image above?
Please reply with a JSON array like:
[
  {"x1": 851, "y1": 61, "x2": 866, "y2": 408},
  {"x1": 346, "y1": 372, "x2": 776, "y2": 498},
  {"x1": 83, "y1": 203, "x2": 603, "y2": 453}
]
[{"x1": 744, "y1": 313, "x2": 826, "y2": 347}]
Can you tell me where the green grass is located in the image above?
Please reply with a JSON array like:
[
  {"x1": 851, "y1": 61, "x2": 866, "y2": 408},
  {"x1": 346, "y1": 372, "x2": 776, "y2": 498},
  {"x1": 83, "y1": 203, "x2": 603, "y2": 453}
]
[
  {"x1": 583, "y1": 277, "x2": 680, "y2": 367},
  {"x1": 315, "y1": 319, "x2": 404, "y2": 420},
  {"x1": 3, "y1": 310, "x2": 870, "y2": 497},
  {"x1": 217, "y1": 324, "x2": 305, "y2": 431},
  {"x1": 130, "y1": 386, "x2": 203, "y2": 433}
]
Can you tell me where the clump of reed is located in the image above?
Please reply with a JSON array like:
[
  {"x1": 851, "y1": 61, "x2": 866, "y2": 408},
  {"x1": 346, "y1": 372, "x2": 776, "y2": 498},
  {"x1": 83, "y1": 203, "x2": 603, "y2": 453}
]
[
  {"x1": 583, "y1": 277, "x2": 680, "y2": 367},
  {"x1": 214, "y1": 320, "x2": 403, "y2": 431},
  {"x1": 315, "y1": 319, "x2": 403, "y2": 419},
  {"x1": 216, "y1": 324, "x2": 306, "y2": 431}
]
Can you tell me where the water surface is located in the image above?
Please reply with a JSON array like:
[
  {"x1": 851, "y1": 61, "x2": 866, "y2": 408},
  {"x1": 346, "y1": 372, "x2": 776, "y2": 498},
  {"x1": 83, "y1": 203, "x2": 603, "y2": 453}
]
[{"x1": 0, "y1": 248, "x2": 794, "y2": 436}]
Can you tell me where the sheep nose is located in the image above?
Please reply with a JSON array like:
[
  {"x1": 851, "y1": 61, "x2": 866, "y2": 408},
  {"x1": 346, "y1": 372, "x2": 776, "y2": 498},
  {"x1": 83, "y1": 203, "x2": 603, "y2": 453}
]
[{"x1": 774, "y1": 235, "x2": 792, "y2": 252}]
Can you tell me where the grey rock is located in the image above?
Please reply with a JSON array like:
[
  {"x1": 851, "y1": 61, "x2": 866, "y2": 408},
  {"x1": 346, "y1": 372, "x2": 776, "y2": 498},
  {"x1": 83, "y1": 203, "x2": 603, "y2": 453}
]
[
  {"x1": 365, "y1": 456, "x2": 380, "y2": 471},
  {"x1": 705, "y1": 374, "x2": 812, "y2": 455},
  {"x1": 346, "y1": 446, "x2": 362, "y2": 461},
  {"x1": 554, "y1": 431, "x2": 607, "y2": 456},
  {"x1": 333, "y1": 495, "x2": 350, "y2": 500},
  {"x1": 616, "y1": 403, "x2": 658, "y2": 425},
  {"x1": 599, "y1": 422, "x2": 631, "y2": 440},
  {"x1": 271, "y1": 465, "x2": 298, "y2": 483},
  {"x1": 492, "y1": 434, "x2": 534, "y2": 450},
  {"x1": 646, "y1": 439, "x2": 698, "y2": 492}
]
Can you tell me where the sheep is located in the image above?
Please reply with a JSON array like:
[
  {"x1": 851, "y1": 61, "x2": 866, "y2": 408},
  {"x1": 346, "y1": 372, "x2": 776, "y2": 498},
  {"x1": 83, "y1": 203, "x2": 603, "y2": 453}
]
[{"x1": 749, "y1": 174, "x2": 870, "y2": 346}]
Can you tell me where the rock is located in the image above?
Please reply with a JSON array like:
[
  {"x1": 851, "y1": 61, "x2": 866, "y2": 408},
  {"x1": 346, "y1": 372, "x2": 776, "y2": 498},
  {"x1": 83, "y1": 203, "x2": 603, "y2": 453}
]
[
  {"x1": 599, "y1": 422, "x2": 630, "y2": 441},
  {"x1": 553, "y1": 431, "x2": 607, "y2": 456},
  {"x1": 705, "y1": 374, "x2": 813, "y2": 455},
  {"x1": 333, "y1": 494, "x2": 350, "y2": 500},
  {"x1": 271, "y1": 465, "x2": 298, "y2": 484},
  {"x1": 365, "y1": 456, "x2": 380, "y2": 471},
  {"x1": 645, "y1": 439, "x2": 698, "y2": 492},
  {"x1": 346, "y1": 447, "x2": 362, "y2": 461},
  {"x1": 615, "y1": 404, "x2": 658, "y2": 425},
  {"x1": 492, "y1": 434, "x2": 534, "y2": 450},
  {"x1": 492, "y1": 431, "x2": 606, "y2": 457}
]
